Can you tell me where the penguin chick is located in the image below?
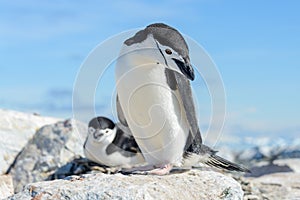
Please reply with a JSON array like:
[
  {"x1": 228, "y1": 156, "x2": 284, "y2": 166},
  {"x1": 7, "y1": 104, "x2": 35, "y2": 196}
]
[{"x1": 83, "y1": 116, "x2": 145, "y2": 168}]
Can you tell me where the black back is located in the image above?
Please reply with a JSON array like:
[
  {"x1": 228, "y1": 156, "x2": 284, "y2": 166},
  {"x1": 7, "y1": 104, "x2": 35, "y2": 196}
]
[{"x1": 106, "y1": 126, "x2": 141, "y2": 157}]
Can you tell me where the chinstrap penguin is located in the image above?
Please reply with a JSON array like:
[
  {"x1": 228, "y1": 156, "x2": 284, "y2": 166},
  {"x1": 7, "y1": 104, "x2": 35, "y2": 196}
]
[
  {"x1": 115, "y1": 23, "x2": 249, "y2": 175},
  {"x1": 83, "y1": 116, "x2": 145, "y2": 168}
]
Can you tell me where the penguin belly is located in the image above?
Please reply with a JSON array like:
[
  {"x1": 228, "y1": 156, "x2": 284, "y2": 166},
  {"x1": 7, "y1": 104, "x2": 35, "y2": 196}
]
[
  {"x1": 116, "y1": 62, "x2": 189, "y2": 166},
  {"x1": 84, "y1": 140, "x2": 144, "y2": 167}
]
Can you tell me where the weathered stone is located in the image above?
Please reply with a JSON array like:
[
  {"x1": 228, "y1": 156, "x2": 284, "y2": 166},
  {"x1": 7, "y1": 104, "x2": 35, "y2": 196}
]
[
  {"x1": 0, "y1": 109, "x2": 59, "y2": 174},
  {"x1": 236, "y1": 172, "x2": 300, "y2": 200},
  {"x1": 8, "y1": 170, "x2": 244, "y2": 200},
  {"x1": 243, "y1": 194, "x2": 260, "y2": 200},
  {"x1": 249, "y1": 172, "x2": 300, "y2": 200},
  {"x1": 7, "y1": 119, "x2": 87, "y2": 193},
  {"x1": 0, "y1": 175, "x2": 13, "y2": 199}
]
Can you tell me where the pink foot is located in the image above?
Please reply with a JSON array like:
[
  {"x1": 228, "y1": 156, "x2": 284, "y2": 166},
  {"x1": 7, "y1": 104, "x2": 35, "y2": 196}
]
[{"x1": 148, "y1": 164, "x2": 173, "y2": 175}]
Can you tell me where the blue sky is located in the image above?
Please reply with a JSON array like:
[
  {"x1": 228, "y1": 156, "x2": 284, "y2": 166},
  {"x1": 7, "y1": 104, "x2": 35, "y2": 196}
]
[{"x1": 1, "y1": 0, "x2": 299, "y2": 144}]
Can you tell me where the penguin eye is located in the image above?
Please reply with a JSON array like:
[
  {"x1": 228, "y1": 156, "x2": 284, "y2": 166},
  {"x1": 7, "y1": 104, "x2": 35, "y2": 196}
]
[
  {"x1": 165, "y1": 49, "x2": 172, "y2": 55},
  {"x1": 88, "y1": 127, "x2": 95, "y2": 134},
  {"x1": 105, "y1": 130, "x2": 109, "y2": 133}
]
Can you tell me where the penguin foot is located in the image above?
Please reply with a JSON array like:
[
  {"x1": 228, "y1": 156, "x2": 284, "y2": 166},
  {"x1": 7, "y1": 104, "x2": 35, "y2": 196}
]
[
  {"x1": 147, "y1": 164, "x2": 173, "y2": 175},
  {"x1": 120, "y1": 164, "x2": 173, "y2": 175}
]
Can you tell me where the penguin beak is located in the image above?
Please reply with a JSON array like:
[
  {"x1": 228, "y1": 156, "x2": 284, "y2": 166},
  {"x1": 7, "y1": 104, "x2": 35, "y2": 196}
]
[
  {"x1": 93, "y1": 131, "x2": 104, "y2": 140},
  {"x1": 172, "y1": 58, "x2": 195, "y2": 81}
]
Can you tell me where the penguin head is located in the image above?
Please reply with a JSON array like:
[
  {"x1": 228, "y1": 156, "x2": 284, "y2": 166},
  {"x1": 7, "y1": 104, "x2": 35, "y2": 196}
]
[
  {"x1": 87, "y1": 117, "x2": 116, "y2": 143},
  {"x1": 122, "y1": 23, "x2": 195, "y2": 81}
]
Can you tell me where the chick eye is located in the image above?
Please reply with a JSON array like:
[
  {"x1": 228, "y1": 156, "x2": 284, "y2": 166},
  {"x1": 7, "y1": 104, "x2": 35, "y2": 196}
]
[
  {"x1": 105, "y1": 130, "x2": 109, "y2": 133},
  {"x1": 165, "y1": 49, "x2": 172, "y2": 55}
]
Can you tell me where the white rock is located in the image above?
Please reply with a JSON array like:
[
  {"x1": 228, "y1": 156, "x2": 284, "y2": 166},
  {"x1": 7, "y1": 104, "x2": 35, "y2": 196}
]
[
  {"x1": 249, "y1": 172, "x2": 300, "y2": 200},
  {"x1": 0, "y1": 109, "x2": 60, "y2": 174},
  {"x1": 8, "y1": 170, "x2": 244, "y2": 200},
  {"x1": 7, "y1": 119, "x2": 88, "y2": 193},
  {"x1": 0, "y1": 175, "x2": 13, "y2": 199}
]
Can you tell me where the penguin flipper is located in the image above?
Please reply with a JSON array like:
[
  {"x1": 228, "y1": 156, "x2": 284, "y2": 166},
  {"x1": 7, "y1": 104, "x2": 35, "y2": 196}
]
[
  {"x1": 173, "y1": 70, "x2": 201, "y2": 143},
  {"x1": 165, "y1": 68, "x2": 202, "y2": 153},
  {"x1": 108, "y1": 128, "x2": 142, "y2": 157}
]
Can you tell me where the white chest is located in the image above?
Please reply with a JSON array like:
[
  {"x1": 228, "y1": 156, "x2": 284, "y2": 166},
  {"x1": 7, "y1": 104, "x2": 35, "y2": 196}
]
[
  {"x1": 115, "y1": 61, "x2": 189, "y2": 166},
  {"x1": 84, "y1": 139, "x2": 143, "y2": 167}
]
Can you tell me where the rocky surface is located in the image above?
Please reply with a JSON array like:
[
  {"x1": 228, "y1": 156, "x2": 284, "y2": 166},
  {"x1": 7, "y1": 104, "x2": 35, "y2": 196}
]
[
  {"x1": 6, "y1": 119, "x2": 87, "y2": 193},
  {"x1": 48, "y1": 157, "x2": 120, "y2": 180},
  {"x1": 0, "y1": 175, "x2": 13, "y2": 199},
  {"x1": 0, "y1": 109, "x2": 59, "y2": 174},
  {"x1": 237, "y1": 172, "x2": 300, "y2": 200},
  {"x1": 1, "y1": 109, "x2": 300, "y2": 200},
  {"x1": 8, "y1": 170, "x2": 244, "y2": 200}
]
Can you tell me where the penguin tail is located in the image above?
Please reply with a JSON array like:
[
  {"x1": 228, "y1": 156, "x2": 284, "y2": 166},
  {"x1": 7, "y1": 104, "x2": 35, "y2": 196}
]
[
  {"x1": 184, "y1": 144, "x2": 250, "y2": 173},
  {"x1": 204, "y1": 153, "x2": 251, "y2": 173}
]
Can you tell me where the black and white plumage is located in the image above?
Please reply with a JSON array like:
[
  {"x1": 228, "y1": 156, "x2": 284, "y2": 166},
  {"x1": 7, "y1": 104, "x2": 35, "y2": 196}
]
[
  {"x1": 115, "y1": 23, "x2": 249, "y2": 174},
  {"x1": 83, "y1": 116, "x2": 145, "y2": 168}
]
